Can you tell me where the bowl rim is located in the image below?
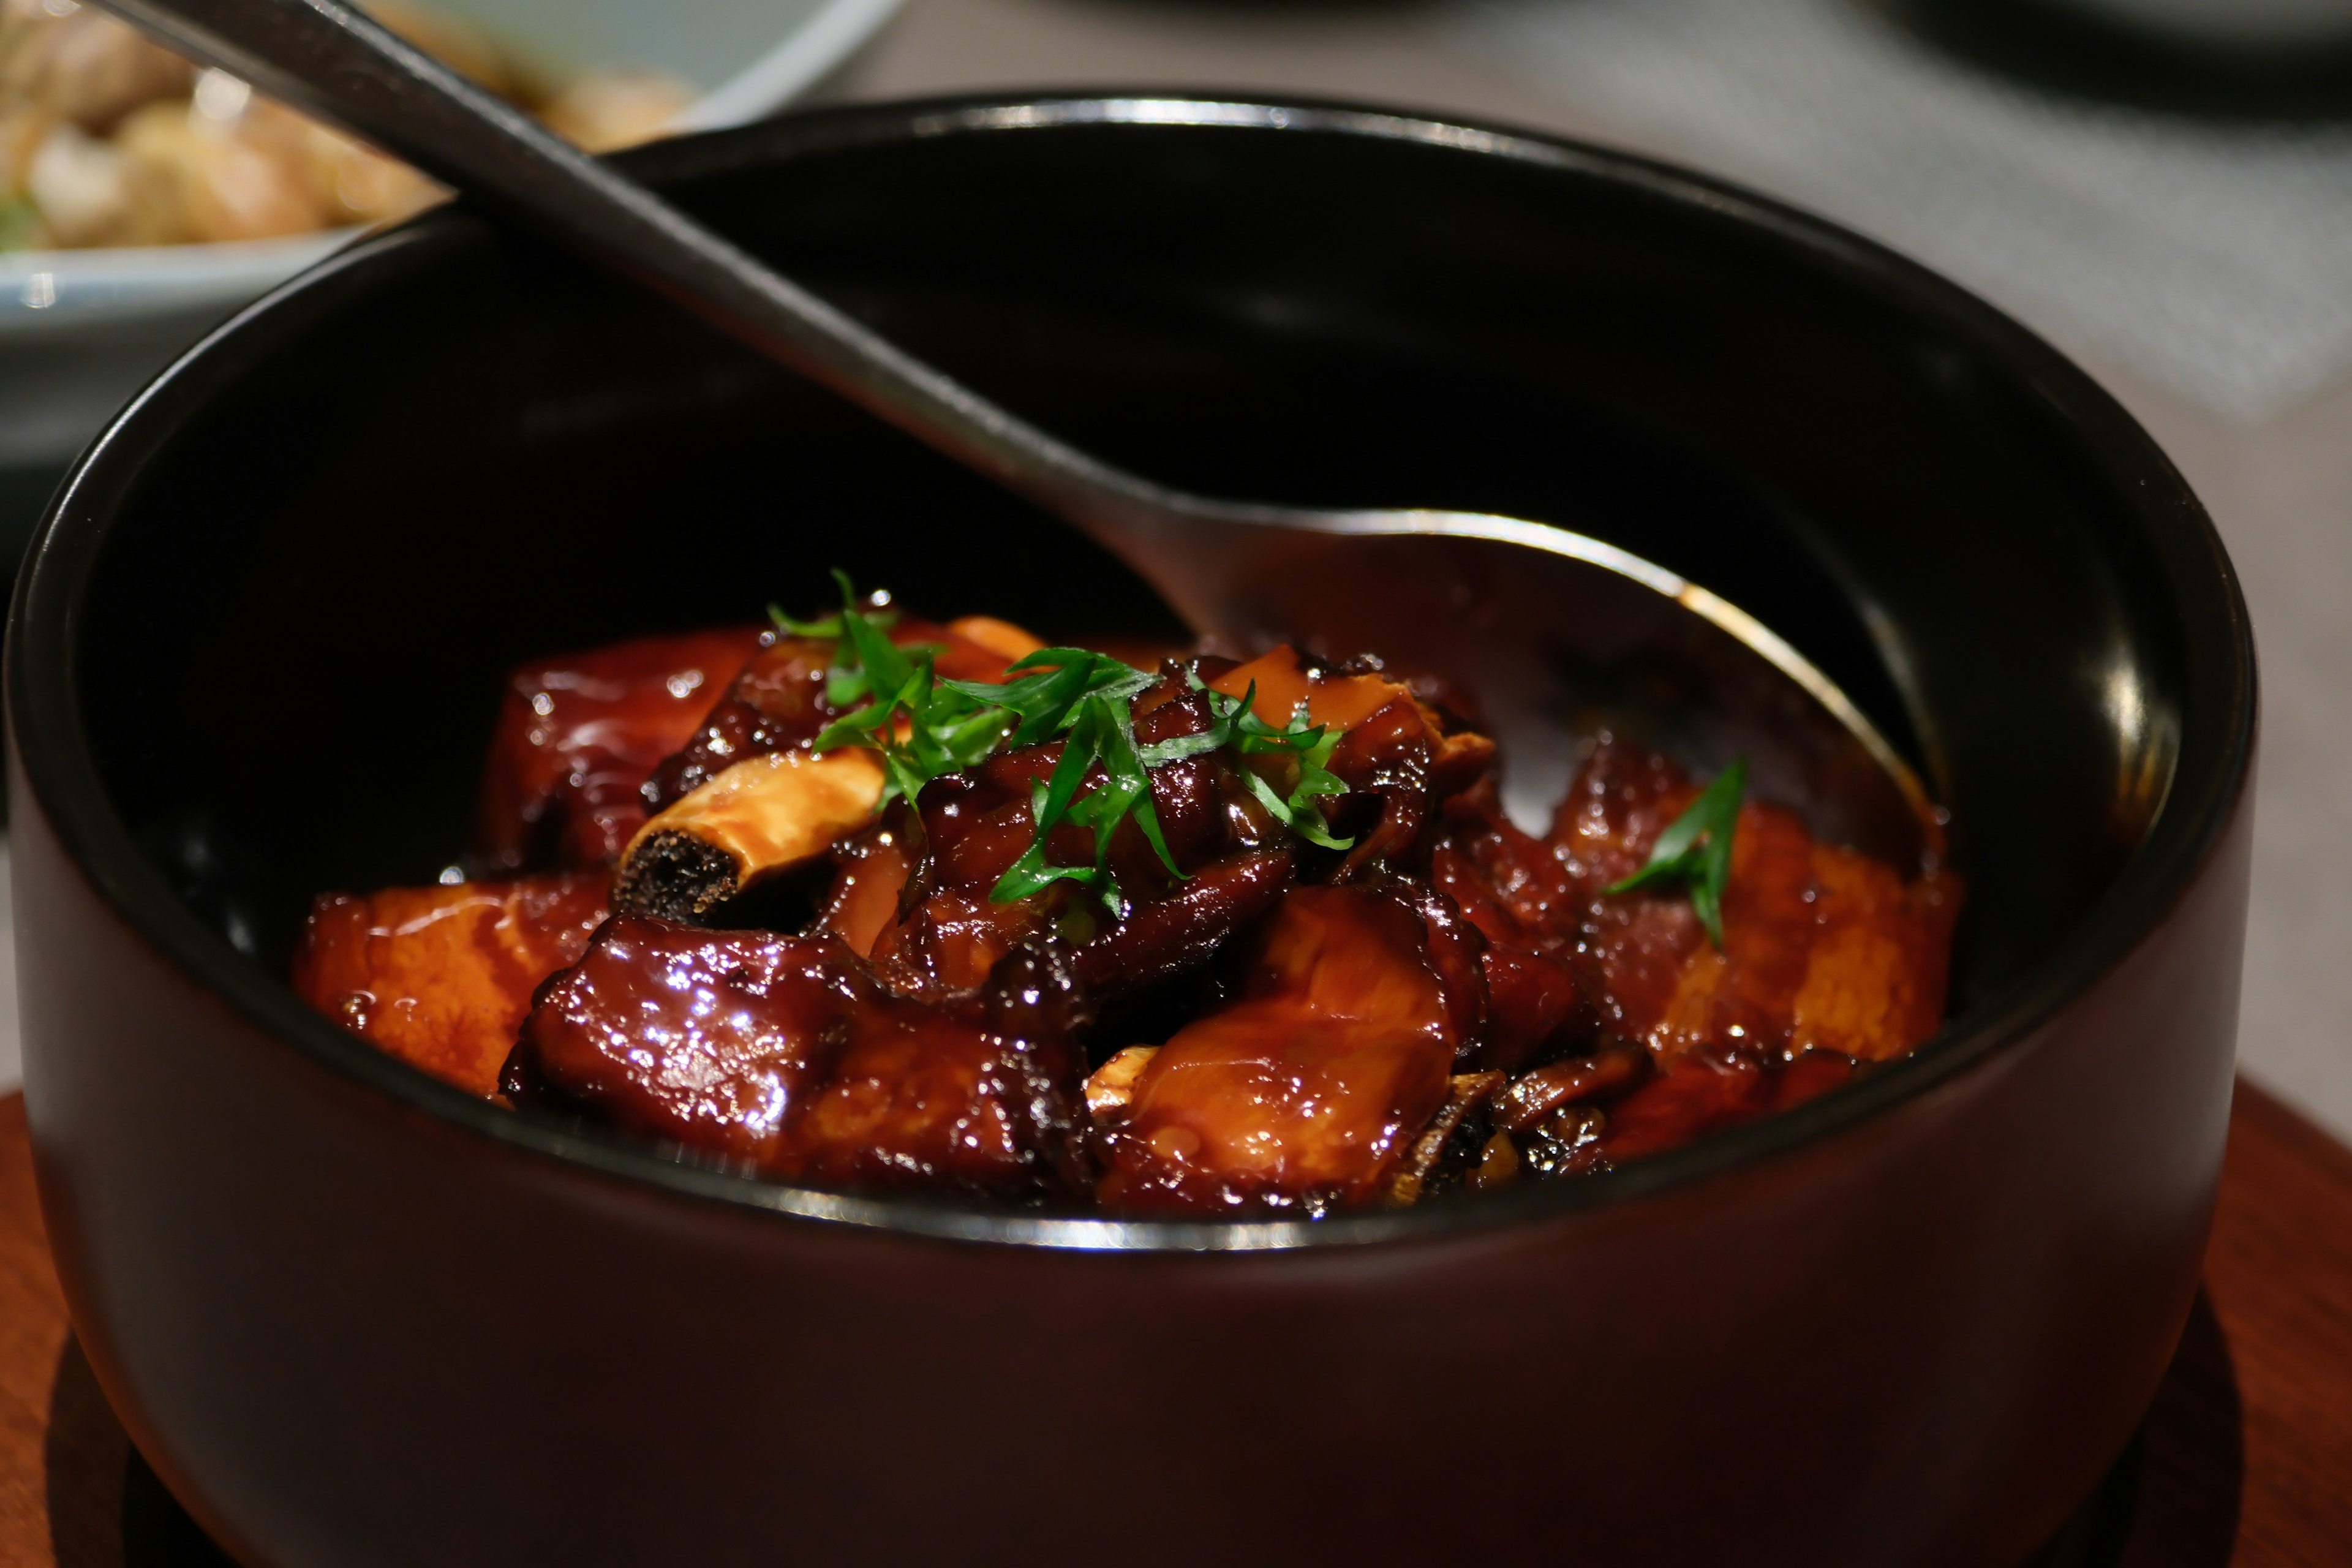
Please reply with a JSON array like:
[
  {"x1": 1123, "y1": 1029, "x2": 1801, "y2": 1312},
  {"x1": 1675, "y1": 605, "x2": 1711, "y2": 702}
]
[{"x1": 4, "y1": 91, "x2": 2258, "y2": 1254}]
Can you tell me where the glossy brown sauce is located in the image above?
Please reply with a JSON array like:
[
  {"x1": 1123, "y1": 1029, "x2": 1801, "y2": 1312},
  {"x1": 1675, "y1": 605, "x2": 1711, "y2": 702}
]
[{"x1": 293, "y1": 610, "x2": 1959, "y2": 1215}]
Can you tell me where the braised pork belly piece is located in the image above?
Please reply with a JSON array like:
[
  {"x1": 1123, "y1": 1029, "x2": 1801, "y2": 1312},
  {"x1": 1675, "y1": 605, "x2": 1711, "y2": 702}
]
[
  {"x1": 293, "y1": 581, "x2": 1962, "y2": 1216},
  {"x1": 474, "y1": 627, "x2": 766, "y2": 873},
  {"x1": 1093, "y1": 884, "x2": 1480, "y2": 1213},
  {"x1": 859, "y1": 669, "x2": 1295, "y2": 1001},
  {"x1": 512, "y1": 916, "x2": 1090, "y2": 1199},
  {"x1": 1539, "y1": 734, "x2": 1958, "y2": 1064},
  {"x1": 617, "y1": 614, "x2": 1036, "y2": 919},
  {"x1": 292, "y1": 872, "x2": 609, "y2": 1098}
]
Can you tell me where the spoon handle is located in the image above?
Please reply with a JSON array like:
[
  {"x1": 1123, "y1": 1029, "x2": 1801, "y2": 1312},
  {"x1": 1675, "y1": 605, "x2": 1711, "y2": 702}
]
[{"x1": 94, "y1": 0, "x2": 1149, "y2": 521}]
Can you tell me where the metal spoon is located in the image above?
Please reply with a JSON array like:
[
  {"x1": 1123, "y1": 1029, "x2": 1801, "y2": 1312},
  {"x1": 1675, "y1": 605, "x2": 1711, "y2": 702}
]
[{"x1": 92, "y1": 0, "x2": 1940, "y2": 863}]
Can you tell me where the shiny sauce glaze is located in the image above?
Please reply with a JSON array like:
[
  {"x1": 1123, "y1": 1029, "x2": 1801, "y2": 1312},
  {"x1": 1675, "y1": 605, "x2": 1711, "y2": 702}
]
[{"x1": 293, "y1": 597, "x2": 1959, "y2": 1215}]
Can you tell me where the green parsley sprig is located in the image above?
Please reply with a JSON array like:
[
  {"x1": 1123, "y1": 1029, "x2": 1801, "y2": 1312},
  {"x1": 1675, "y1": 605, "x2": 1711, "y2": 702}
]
[
  {"x1": 1183, "y1": 675, "x2": 1355, "y2": 852},
  {"x1": 955, "y1": 651, "x2": 1178, "y2": 910},
  {"x1": 1604, "y1": 757, "x2": 1747, "y2": 948},
  {"x1": 796, "y1": 572, "x2": 1009, "y2": 806},
  {"x1": 793, "y1": 573, "x2": 1357, "y2": 913}
]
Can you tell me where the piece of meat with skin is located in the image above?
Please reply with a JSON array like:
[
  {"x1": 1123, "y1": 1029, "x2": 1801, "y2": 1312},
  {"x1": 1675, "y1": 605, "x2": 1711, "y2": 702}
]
[
  {"x1": 1469, "y1": 946, "x2": 1586, "y2": 1074},
  {"x1": 1645, "y1": 801, "x2": 1821, "y2": 1059},
  {"x1": 519, "y1": 915, "x2": 1090, "y2": 1198},
  {"x1": 1207, "y1": 647, "x2": 1496, "y2": 883},
  {"x1": 815, "y1": 813, "x2": 920, "y2": 958},
  {"x1": 1432, "y1": 782, "x2": 1594, "y2": 1072},
  {"x1": 1325, "y1": 699, "x2": 1443, "y2": 881},
  {"x1": 790, "y1": 943, "x2": 1091, "y2": 1197},
  {"x1": 1547, "y1": 737, "x2": 1715, "y2": 1043},
  {"x1": 613, "y1": 610, "x2": 1046, "y2": 923},
  {"x1": 1095, "y1": 883, "x2": 1469, "y2": 1214},
  {"x1": 870, "y1": 680, "x2": 1255, "y2": 1000},
  {"x1": 473, "y1": 627, "x2": 766, "y2": 873},
  {"x1": 1547, "y1": 733, "x2": 1959, "y2": 1064},
  {"x1": 1437, "y1": 778, "x2": 1582, "y2": 952},
  {"x1": 522, "y1": 914, "x2": 852, "y2": 1163},
  {"x1": 1205, "y1": 646, "x2": 1494, "y2": 801},
  {"x1": 1788, "y1": 845, "x2": 1959, "y2": 1061},
  {"x1": 641, "y1": 615, "x2": 1034, "y2": 813},
  {"x1": 870, "y1": 888, "x2": 1055, "y2": 1001},
  {"x1": 1065, "y1": 848, "x2": 1295, "y2": 998},
  {"x1": 1592, "y1": 1046, "x2": 1858, "y2": 1168},
  {"x1": 292, "y1": 871, "x2": 609, "y2": 1098}
]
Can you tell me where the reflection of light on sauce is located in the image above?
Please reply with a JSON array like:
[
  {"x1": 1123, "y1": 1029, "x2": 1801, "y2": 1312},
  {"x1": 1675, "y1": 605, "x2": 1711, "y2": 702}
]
[
  {"x1": 665, "y1": 669, "x2": 706, "y2": 700},
  {"x1": 1150, "y1": 1126, "x2": 1202, "y2": 1162}
]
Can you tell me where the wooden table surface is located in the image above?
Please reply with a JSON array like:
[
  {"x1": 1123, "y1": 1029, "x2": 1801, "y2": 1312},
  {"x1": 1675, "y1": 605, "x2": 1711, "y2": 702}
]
[{"x1": 0, "y1": 1083, "x2": 2340, "y2": 1566}]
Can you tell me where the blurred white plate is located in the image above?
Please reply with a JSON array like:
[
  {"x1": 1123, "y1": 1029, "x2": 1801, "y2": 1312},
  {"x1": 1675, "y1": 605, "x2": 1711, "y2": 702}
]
[{"x1": 0, "y1": 0, "x2": 901, "y2": 471}]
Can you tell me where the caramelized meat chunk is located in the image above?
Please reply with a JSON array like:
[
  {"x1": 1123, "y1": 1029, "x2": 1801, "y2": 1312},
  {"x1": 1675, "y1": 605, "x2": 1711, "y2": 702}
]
[
  {"x1": 1549, "y1": 735, "x2": 1958, "y2": 1063},
  {"x1": 474, "y1": 628, "x2": 766, "y2": 872},
  {"x1": 869, "y1": 676, "x2": 1282, "y2": 1000},
  {"x1": 1208, "y1": 646, "x2": 1496, "y2": 880},
  {"x1": 615, "y1": 616, "x2": 1039, "y2": 922},
  {"x1": 1095, "y1": 884, "x2": 1471, "y2": 1214},
  {"x1": 1206, "y1": 646, "x2": 1494, "y2": 796},
  {"x1": 815, "y1": 815, "x2": 921, "y2": 958},
  {"x1": 1433, "y1": 780, "x2": 1593, "y2": 1072},
  {"x1": 519, "y1": 915, "x2": 1089, "y2": 1199},
  {"x1": 1066, "y1": 849, "x2": 1295, "y2": 998},
  {"x1": 1589, "y1": 1046, "x2": 1858, "y2": 1169},
  {"x1": 640, "y1": 616, "x2": 1035, "y2": 813},
  {"x1": 292, "y1": 872, "x2": 609, "y2": 1098}
]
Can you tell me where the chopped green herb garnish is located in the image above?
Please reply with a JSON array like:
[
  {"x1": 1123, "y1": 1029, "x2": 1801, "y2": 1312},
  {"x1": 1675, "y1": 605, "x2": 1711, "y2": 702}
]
[
  {"x1": 972, "y1": 653, "x2": 1178, "y2": 913},
  {"x1": 1182, "y1": 674, "x2": 1355, "y2": 852},
  {"x1": 800, "y1": 573, "x2": 1357, "y2": 914},
  {"x1": 805, "y1": 571, "x2": 1009, "y2": 805},
  {"x1": 769, "y1": 571, "x2": 905, "y2": 707},
  {"x1": 1604, "y1": 757, "x2": 1747, "y2": 948}
]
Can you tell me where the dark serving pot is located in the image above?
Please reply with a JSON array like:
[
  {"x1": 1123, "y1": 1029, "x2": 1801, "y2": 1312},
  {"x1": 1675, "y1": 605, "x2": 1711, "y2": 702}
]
[{"x1": 4, "y1": 96, "x2": 2254, "y2": 1567}]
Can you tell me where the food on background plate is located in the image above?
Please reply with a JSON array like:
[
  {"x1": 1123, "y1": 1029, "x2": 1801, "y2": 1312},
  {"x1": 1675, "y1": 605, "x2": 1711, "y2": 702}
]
[
  {"x1": 0, "y1": 0, "x2": 691, "y2": 250},
  {"x1": 293, "y1": 576, "x2": 1960, "y2": 1215}
]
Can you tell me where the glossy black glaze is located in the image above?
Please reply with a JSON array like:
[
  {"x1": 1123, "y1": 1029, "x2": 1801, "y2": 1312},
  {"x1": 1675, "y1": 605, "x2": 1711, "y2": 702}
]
[{"x1": 7, "y1": 97, "x2": 2253, "y2": 1566}]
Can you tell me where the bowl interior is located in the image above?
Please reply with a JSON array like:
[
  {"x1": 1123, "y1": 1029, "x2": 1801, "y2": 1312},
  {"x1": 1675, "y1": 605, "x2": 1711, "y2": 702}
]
[{"x1": 34, "y1": 101, "x2": 2242, "y2": 1160}]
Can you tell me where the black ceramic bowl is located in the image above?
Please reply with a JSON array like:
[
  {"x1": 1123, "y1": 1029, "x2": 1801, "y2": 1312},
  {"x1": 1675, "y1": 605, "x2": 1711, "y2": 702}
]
[{"x1": 6, "y1": 96, "x2": 2254, "y2": 1566}]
